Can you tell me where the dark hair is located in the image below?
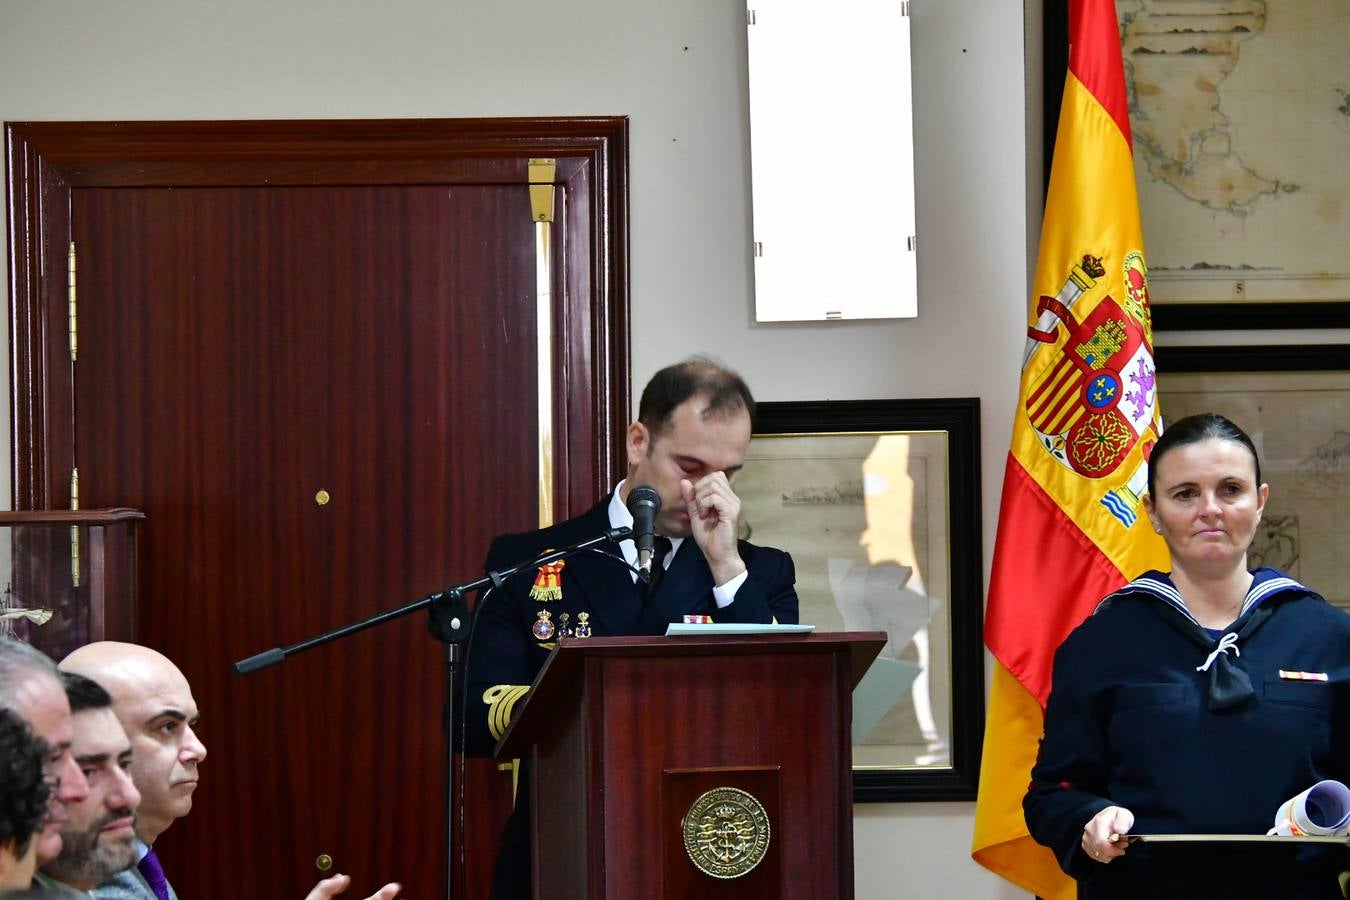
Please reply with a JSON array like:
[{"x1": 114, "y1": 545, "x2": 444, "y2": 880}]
[
  {"x1": 0, "y1": 707, "x2": 51, "y2": 859},
  {"x1": 61, "y1": 671, "x2": 112, "y2": 714},
  {"x1": 637, "y1": 357, "x2": 755, "y2": 435},
  {"x1": 1147, "y1": 413, "x2": 1261, "y2": 497}
]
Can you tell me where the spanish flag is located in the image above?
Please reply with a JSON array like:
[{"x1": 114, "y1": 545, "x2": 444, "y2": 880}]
[{"x1": 970, "y1": 1, "x2": 1167, "y2": 896}]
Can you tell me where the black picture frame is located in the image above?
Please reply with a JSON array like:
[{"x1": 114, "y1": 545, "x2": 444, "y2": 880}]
[
  {"x1": 1041, "y1": 1, "x2": 1350, "y2": 332},
  {"x1": 1155, "y1": 344, "x2": 1350, "y2": 609},
  {"x1": 746, "y1": 398, "x2": 985, "y2": 801},
  {"x1": 1155, "y1": 343, "x2": 1350, "y2": 373}
]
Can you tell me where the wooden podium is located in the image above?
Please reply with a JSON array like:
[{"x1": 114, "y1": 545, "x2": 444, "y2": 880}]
[{"x1": 498, "y1": 631, "x2": 885, "y2": 900}]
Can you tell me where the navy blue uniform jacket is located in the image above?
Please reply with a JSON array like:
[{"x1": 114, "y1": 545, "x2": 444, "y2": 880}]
[
  {"x1": 464, "y1": 497, "x2": 799, "y2": 899},
  {"x1": 1024, "y1": 568, "x2": 1350, "y2": 899}
]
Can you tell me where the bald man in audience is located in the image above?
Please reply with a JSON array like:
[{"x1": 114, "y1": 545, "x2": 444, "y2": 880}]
[
  {"x1": 0, "y1": 638, "x2": 91, "y2": 869},
  {"x1": 33, "y1": 673, "x2": 141, "y2": 898},
  {"x1": 60, "y1": 642, "x2": 399, "y2": 900},
  {"x1": 60, "y1": 643, "x2": 201, "y2": 900}
]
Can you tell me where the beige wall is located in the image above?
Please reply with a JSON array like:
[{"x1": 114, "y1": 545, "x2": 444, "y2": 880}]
[{"x1": 1, "y1": 1, "x2": 1037, "y2": 896}]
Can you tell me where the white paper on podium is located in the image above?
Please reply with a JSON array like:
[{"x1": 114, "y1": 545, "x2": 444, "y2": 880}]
[
  {"x1": 851, "y1": 655, "x2": 922, "y2": 743},
  {"x1": 663, "y1": 623, "x2": 816, "y2": 636}
]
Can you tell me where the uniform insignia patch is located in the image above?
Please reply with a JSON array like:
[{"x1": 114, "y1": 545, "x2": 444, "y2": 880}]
[
  {"x1": 532, "y1": 609, "x2": 555, "y2": 641},
  {"x1": 1278, "y1": 670, "x2": 1328, "y2": 682},
  {"x1": 529, "y1": 558, "x2": 566, "y2": 602},
  {"x1": 482, "y1": 684, "x2": 530, "y2": 742},
  {"x1": 575, "y1": 612, "x2": 592, "y2": 638}
]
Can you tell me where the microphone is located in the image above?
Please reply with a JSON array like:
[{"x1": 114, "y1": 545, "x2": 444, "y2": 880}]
[{"x1": 626, "y1": 485, "x2": 662, "y2": 582}]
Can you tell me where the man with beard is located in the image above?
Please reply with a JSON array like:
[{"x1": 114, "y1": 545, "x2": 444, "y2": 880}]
[
  {"x1": 0, "y1": 638, "x2": 91, "y2": 871},
  {"x1": 59, "y1": 643, "x2": 399, "y2": 900},
  {"x1": 59, "y1": 644, "x2": 201, "y2": 900},
  {"x1": 35, "y1": 674, "x2": 141, "y2": 897}
]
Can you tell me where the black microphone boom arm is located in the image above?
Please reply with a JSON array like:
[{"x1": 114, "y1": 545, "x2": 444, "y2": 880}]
[{"x1": 232, "y1": 525, "x2": 633, "y2": 675}]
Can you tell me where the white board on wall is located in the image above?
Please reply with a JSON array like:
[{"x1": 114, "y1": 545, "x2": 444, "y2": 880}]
[{"x1": 746, "y1": 0, "x2": 918, "y2": 322}]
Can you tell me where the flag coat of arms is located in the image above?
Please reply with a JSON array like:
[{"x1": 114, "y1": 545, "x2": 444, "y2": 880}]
[{"x1": 970, "y1": 0, "x2": 1168, "y2": 896}]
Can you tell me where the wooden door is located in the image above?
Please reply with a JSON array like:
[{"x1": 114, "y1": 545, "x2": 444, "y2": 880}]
[{"x1": 6, "y1": 119, "x2": 629, "y2": 900}]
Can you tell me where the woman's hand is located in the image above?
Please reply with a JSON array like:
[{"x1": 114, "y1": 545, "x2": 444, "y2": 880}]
[{"x1": 1081, "y1": 805, "x2": 1134, "y2": 864}]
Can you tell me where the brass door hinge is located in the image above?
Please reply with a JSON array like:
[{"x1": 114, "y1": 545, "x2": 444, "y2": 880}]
[
  {"x1": 528, "y1": 158, "x2": 556, "y2": 223},
  {"x1": 70, "y1": 467, "x2": 81, "y2": 587},
  {"x1": 68, "y1": 242, "x2": 78, "y2": 361}
]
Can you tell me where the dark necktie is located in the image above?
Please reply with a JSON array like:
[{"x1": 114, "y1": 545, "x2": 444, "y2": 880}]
[
  {"x1": 644, "y1": 536, "x2": 673, "y2": 597},
  {"x1": 138, "y1": 848, "x2": 172, "y2": 900}
]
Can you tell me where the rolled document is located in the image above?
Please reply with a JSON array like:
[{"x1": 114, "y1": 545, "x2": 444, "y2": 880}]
[{"x1": 1268, "y1": 780, "x2": 1350, "y2": 836}]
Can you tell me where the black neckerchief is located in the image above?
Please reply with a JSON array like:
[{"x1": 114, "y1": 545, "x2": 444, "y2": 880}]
[{"x1": 1147, "y1": 599, "x2": 1276, "y2": 710}]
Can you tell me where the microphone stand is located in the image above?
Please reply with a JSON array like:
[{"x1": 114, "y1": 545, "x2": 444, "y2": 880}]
[
  {"x1": 232, "y1": 526, "x2": 632, "y2": 674},
  {"x1": 231, "y1": 524, "x2": 632, "y2": 900}
]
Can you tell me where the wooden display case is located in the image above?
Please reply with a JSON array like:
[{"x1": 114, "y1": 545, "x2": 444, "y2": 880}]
[{"x1": 0, "y1": 509, "x2": 144, "y2": 660}]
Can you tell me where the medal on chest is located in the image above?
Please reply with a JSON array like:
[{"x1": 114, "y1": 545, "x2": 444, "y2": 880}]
[
  {"x1": 529, "y1": 558, "x2": 565, "y2": 602},
  {"x1": 532, "y1": 609, "x2": 556, "y2": 641}
]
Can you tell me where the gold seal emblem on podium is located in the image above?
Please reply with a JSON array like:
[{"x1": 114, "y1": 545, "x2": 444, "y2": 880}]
[{"x1": 681, "y1": 786, "x2": 771, "y2": 879}]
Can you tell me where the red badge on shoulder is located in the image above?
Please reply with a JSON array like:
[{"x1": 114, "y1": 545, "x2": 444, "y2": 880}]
[{"x1": 529, "y1": 558, "x2": 565, "y2": 602}]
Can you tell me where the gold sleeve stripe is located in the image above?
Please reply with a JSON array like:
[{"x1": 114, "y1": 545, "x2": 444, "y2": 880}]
[{"x1": 483, "y1": 684, "x2": 531, "y2": 741}]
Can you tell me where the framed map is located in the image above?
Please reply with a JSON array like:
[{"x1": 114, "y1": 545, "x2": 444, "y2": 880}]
[
  {"x1": 1155, "y1": 345, "x2": 1350, "y2": 609},
  {"x1": 1044, "y1": 0, "x2": 1350, "y2": 329},
  {"x1": 736, "y1": 399, "x2": 985, "y2": 801}
]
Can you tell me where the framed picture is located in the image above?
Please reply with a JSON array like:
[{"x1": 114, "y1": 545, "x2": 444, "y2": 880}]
[
  {"x1": 1155, "y1": 345, "x2": 1350, "y2": 610},
  {"x1": 736, "y1": 398, "x2": 984, "y2": 801},
  {"x1": 1042, "y1": 1, "x2": 1350, "y2": 331}
]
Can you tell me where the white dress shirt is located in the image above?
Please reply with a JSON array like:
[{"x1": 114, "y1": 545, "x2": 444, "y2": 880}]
[{"x1": 608, "y1": 480, "x2": 746, "y2": 608}]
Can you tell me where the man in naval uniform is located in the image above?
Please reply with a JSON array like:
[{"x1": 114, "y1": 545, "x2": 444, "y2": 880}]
[{"x1": 464, "y1": 357, "x2": 799, "y2": 900}]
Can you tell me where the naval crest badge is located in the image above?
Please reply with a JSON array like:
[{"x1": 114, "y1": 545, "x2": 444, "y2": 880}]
[
  {"x1": 682, "y1": 787, "x2": 771, "y2": 879},
  {"x1": 532, "y1": 609, "x2": 555, "y2": 641},
  {"x1": 529, "y1": 558, "x2": 565, "y2": 602}
]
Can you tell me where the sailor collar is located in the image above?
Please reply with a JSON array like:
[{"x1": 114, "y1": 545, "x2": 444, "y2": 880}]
[{"x1": 1093, "y1": 568, "x2": 1316, "y2": 711}]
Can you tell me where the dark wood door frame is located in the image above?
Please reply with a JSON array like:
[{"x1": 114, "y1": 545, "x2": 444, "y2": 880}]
[
  {"x1": 6, "y1": 116, "x2": 631, "y2": 512},
  {"x1": 5, "y1": 117, "x2": 630, "y2": 899}
]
